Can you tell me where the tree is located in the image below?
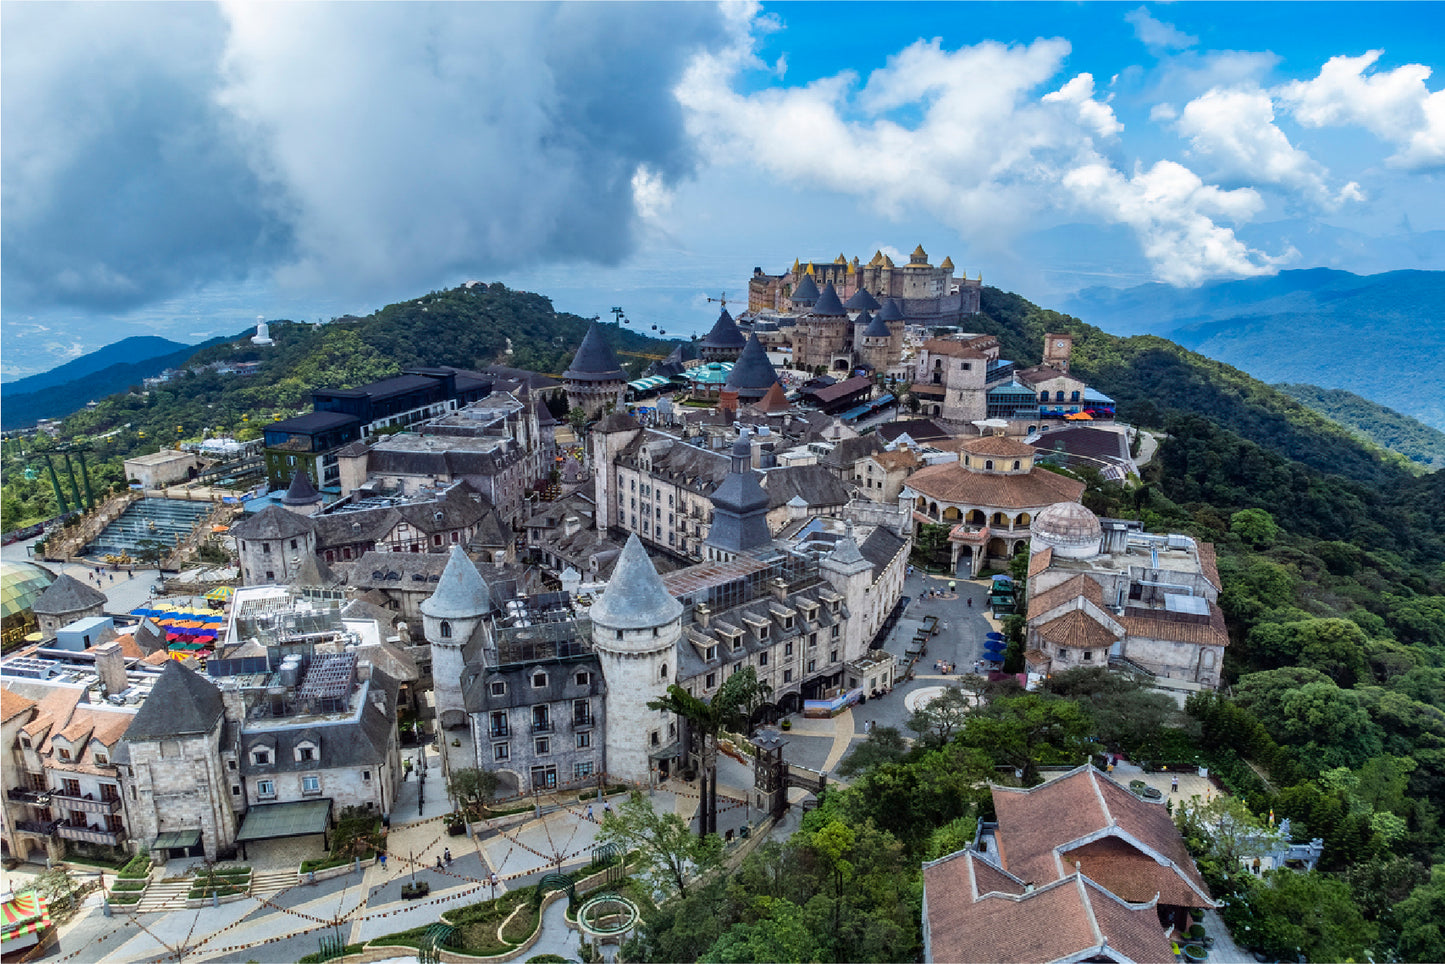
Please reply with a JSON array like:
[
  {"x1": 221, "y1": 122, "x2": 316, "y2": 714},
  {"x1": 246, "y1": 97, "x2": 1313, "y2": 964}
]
[
  {"x1": 449, "y1": 767, "x2": 501, "y2": 814},
  {"x1": 905, "y1": 687, "x2": 971, "y2": 747},
  {"x1": 835, "y1": 726, "x2": 909, "y2": 777},
  {"x1": 1230, "y1": 507, "x2": 1280, "y2": 547},
  {"x1": 597, "y1": 791, "x2": 721, "y2": 899},
  {"x1": 1247, "y1": 870, "x2": 1378, "y2": 964},
  {"x1": 649, "y1": 667, "x2": 771, "y2": 838},
  {"x1": 1395, "y1": 864, "x2": 1445, "y2": 963},
  {"x1": 958, "y1": 694, "x2": 1092, "y2": 785},
  {"x1": 1174, "y1": 794, "x2": 1284, "y2": 876},
  {"x1": 567, "y1": 406, "x2": 589, "y2": 435},
  {"x1": 702, "y1": 896, "x2": 820, "y2": 963}
]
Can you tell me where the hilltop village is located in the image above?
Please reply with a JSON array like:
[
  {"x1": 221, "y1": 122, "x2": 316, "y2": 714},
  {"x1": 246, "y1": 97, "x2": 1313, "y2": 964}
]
[{"x1": 0, "y1": 252, "x2": 1353, "y2": 963}]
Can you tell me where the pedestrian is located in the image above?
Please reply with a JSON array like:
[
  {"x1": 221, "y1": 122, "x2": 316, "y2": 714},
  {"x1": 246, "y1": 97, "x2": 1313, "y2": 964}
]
[
  {"x1": 379, "y1": 852, "x2": 387, "y2": 869},
  {"x1": 444, "y1": 848, "x2": 452, "y2": 864},
  {"x1": 603, "y1": 800, "x2": 612, "y2": 815},
  {"x1": 586, "y1": 804, "x2": 594, "y2": 821},
  {"x1": 436, "y1": 856, "x2": 444, "y2": 870},
  {"x1": 1171, "y1": 775, "x2": 1179, "y2": 793},
  {"x1": 967, "y1": 597, "x2": 972, "y2": 607},
  {"x1": 948, "y1": 580, "x2": 956, "y2": 593}
]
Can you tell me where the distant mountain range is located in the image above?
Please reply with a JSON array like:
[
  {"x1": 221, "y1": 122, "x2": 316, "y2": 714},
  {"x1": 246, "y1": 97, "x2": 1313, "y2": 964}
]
[
  {"x1": 1273, "y1": 384, "x2": 1445, "y2": 472},
  {"x1": 0, "y1": 335, "x2": 226, "y2": 430},
  {"x1": 1062, "y1": 268, "x2": 1445, "y2": 431}
]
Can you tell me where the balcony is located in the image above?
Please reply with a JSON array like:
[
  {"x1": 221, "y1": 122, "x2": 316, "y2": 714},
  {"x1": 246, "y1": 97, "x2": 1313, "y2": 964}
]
[
  {"x1": 489, "y1": 727, "x2": 509, "y2": 739},
  {"x1": 531, "y1": 720, "x2": 554, "y2": 734},
  {"x1": 6, "y1": 787, "x2": 51, "y2": 805},
  {"x1": 56, "y1": 824, "x2": 126, "y2": 846},
  {"x1": 50, "y1": 791, "x2": 122, "y2": 814},
  {"x1": 572, "y1": 714, "x2": 594, "y2": 730},
  {"x1": 15, "y1": 819, "x2": 59, "y2": 836}
]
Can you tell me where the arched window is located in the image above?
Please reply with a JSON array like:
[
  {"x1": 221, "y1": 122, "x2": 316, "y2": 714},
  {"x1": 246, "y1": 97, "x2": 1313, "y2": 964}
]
[
  {"x1": 1055, "y1": 391, "x2": 1066, "y2": 402},
  {"x1": 1039, "y1": 391, "x2": 1049, "y2": 402},
  {"x1": 440, "y1": 621, "x2": 452, "y2": 639},
  {"x1": 659, "y1": 664, "x2": 669, "y2": 680},
  {"x1": 1070, "y1": 391, "x2": 1080, "y2": 402},
  {"x1": 985, "y1": 460, "x2": 994, "y2": 471},
  {"x1": 1012, "y1": 460, "x2": 1021, "y2": 470}
]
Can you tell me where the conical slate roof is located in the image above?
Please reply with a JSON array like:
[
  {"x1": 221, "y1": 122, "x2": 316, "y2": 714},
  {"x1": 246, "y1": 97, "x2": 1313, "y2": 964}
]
[
  {"x1": 812, "y1": 283, "x2": 846, "y2": 316},
  {"x1": 31, "y1": 573, "x2": 106, "y2": 616},
  {"x1": 725, "y1": 334, "x2": 779, "y2": 393},
  {"x1": 230, "y1": 504, "x2": 314, "y2": 541},
  {"x1": 700, "y1": 307, "x2": 746, "y2": 349},
  {"x1": 420, "y1": 546, "x2": 491, "y2": 620},
  {"x1": 862, "y1": 310, "x2": 892, "y2": 338},
  {"x1": 845, "y1": 287, "x2": 881, "y2": 311},
  {"x1": 876, "y1": 297, "x2": 905, "y2": 322},
  {"x1": 124, "y1": 661, "x2": 224, "y2": 741},
  {"x1": 282, "y1": 468, "x2": 322, "y2": 506},
  {"x1": 791, "y1": 273, "x2": 820, "y2": 305},
  {"x1": 564, "y1": 321, "x2": 627, "y2": 382},
  {"x1": 590, "y1": 534, "x2": 682, "y2": 630},
  {"x1": 829, "y1": 531, "x2": 867, "y2": 568}
]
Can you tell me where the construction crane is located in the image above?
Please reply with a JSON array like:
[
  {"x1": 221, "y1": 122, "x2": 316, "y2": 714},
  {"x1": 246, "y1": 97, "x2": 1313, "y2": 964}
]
[{"x1": 707, "y1": 292, "x2": 730, "y2": 311}]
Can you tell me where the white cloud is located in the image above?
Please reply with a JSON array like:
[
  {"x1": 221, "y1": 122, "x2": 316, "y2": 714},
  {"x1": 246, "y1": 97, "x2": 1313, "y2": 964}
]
[
  {"x1": 1060, "y1": 159, "x2": 1289, "y2": 285},
  {"x1": 1176, "y1": 86, "x2": 1362, "y2": 209},
  {"x1": 1125, "y1": 8, "x2": 1198, "y2": 52},
  {"x1": 1280, "y1": 50, "x2": 1445, "y2": 170},
  {"x1": 679, "y1": 15, "x2": 1279, "y2": 286}
]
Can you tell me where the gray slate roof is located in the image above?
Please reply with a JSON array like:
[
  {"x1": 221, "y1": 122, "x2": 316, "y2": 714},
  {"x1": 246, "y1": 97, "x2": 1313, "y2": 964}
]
[
  {"x1": 420, "y1": 546, "x2": 492, "y2": 619},
  {"x1": 858, "y1": 526, "x2": 907, "y2": 579},
  {"x1": 724, "y1": 334, "x2": 779, "y2": 393},
  {"x1": 589, "y1": 534, "x2": 682, "y2": 630},
  {"x1": 862, "y1": 310, "x2": 892, "y2": 338},
  {"x1": 791, "y1": 273, "x2": 820, "y2": 305},
  {"x1": 124, "y1": 661, "x2": 224, "y2": 742},
  {"x1": 238, "y1": 668, "x2": 399, "y2": 776},
  {"x1": 760, "y1": 465, "x2": 851, "y2": 510},
  {"x1": 564, "y1": 321, "x2": 627, "y2": 381},
  {"x1": 464, "y1": 657, "x2": 606, "y2": 714},
  {"x1": 231, "y1": 505, "x2": 315, "y2": 541},
  {"x1": 811, "y1": 283, "x2": 846, "y2": 316},
  {"x1": 876, "y1": 297, "x2": 905, "y2": 322},
  {"x1": 700, "y1": 308, "x2": 747, "y2": 349},
  {"x1": 31, "y1": 573, "x2": 106, "y2": 616},
  {"x1": 845, "y1": 287, "x2": 882, "y2": 311},
  {"x1": 282, "y1": 469, "x2": 322, "y2": 506}
]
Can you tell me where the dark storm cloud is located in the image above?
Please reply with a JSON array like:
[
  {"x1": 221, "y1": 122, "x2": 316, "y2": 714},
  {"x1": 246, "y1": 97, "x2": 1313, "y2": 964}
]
[
  {"x1": 2, "y1": 2, "x2": 728, "y2": 314},
  {"x1": 1, "y1": 3, "x2": 289, "y2": 313}
]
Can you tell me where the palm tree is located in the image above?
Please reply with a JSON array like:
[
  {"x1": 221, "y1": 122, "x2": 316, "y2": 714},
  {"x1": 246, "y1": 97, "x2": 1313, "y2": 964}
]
[{"x1": 648, "y1": 666, "x2": 771, "y2": 837}]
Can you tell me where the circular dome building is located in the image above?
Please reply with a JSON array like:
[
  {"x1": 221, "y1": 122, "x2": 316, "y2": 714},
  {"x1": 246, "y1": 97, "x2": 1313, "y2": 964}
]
[
  {"x1": 1030, "y1": 501, "x2": 1102, "y2": 559},
  {"x1": 1, "y1": 559, "x2": 56, "y2": 644}
]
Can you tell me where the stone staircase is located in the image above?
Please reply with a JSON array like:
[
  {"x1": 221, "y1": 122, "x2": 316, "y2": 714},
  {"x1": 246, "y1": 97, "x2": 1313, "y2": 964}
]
[
  {"x1": 249, "y1": 871, "x2": 298, "y2": 900},
  {"x1": 133, "y1": 878, "x2": 192, "y2": 914}
]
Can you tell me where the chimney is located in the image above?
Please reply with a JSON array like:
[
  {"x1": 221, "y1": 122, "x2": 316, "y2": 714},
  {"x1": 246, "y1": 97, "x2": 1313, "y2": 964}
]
[{"x1": 93, "y1": 641, "x2": 127, "y2": 697}]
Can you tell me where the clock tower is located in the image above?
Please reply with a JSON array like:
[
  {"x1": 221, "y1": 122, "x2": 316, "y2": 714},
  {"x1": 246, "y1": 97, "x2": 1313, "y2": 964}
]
[{"x1": 1043, "y1": 332, "x2": 1073, "y2": 373}]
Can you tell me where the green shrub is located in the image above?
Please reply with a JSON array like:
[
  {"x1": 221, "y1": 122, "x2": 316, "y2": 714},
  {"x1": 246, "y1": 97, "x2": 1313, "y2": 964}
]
[
  {"x1": 117, "y1": 852, "x2": 152, "y2": 879},
  {"x1": 110, "y1": 880, "x2": 148, "y2": 892},
  {"x1": 109, "y1": 892, "x2": 143, "y2": 905}
]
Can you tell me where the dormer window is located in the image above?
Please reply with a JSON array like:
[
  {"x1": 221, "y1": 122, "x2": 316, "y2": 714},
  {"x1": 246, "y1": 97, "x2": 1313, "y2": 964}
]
[
  {"x1": 490, "y1": 680, "x2": 507, "y2": 697},
  {"x1": 57, "y1": 747, "x2": 72, "y2": 762},
  {"x1": 440, "y1": 621, "x2": 452, "y2": 638},
  {"x1": 575, "y1": 671, "x2": 591, "y2": 686},
  {"x1": 252, "y1": 749, "x2": 271, "y2": 766},
  {"x1": 296, "y1": 741, "x2": 317, "y2": 763},
  {"x1": 532, "y1": 671, "x2": 548, "y2": 689}
]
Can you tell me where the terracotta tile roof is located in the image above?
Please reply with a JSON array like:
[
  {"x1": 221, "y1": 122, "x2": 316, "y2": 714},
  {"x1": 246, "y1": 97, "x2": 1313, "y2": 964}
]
[
  {"x1": 924, "y1": 851, "x2": 1174, "y2": 964},
  {"x1": 868, "y1": 449, "x2": 920, "y2": 472},
  {"x1": 1195, "y1": 541, "x2": 1221, "y2": 590},
  {"x1": 1069, "y1": 836, "x2": 1205, "y2": 906},
  {"x1": 962, "y1": 435, "x2": 1037, "y2": 458},
  {"x1": 1, "y1": 687, "x2": 38, "y2": 723},
  {"x1": 20, "y1": 688, "x2": 82, "y2": 741},
  {"x1": 113, "y1": 633, "x2": 145, "y2": 659},
  {"x1": 921, "y1": 338, "x2": 988, "y2": 359},
  {"x1": 1038, "y1": 609, "x2": 1121, "y2": 649},
  {"x1": 992, "y1": 765, "x2": 1214, "y2": 907},
  {"x1": 1014, "y1": 364, "x2": 1082, "y2": 386},
  {"x1": 1027, "y1": 547, "x2": 1053, "y2": 578},
  {"x1": 1123, "y1": 604, "x2": 1230, "y2": 648},
  {"x1": 142, "y1": 650, "x2": 171, "y2": 666},
  {"x1": 905, "y1": 462, "x2": 1085, "y2": 511},
  {"x1": 1026, "y1": 574, "x2": 1103, "y2": 622}
]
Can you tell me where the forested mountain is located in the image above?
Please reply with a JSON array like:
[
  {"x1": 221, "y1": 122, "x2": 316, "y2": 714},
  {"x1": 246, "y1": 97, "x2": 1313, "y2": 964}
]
[
  {"x1": 1275, "y1": 383, "x2": 1445, "y2": 471},
  {"x1": 0, "y1": 337, "x2": 230, "y2": 430},
  {"x1": 1062, "y1": 268, "x2": 1445, "y2": 430},
  {"x1": 1, "y1": 283, "x2": 679, "y2": 528}
]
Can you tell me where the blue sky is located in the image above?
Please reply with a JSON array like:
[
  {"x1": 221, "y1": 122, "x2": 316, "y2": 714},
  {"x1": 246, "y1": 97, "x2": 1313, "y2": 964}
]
[{"x1": 4, "y1": 2, "x2": 1443, "y2": 379}]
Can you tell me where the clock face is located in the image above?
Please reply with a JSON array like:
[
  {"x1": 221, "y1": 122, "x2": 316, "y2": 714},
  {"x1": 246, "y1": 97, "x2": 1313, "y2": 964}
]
[{"x1": 1055, "y1": 340, "x2": 1066, "y2": 348}]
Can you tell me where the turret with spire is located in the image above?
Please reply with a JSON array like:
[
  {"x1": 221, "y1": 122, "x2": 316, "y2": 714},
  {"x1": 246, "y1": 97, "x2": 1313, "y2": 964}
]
[
  {"x1": 563, "y1": 320, "x2": 629, "y2": 418},
  {"x1": 422, "y1": 546, "x2": 494, "y2": 728}
]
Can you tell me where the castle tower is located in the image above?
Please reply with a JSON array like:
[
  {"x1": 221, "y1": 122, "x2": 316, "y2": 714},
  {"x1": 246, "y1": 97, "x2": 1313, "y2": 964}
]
[
  {"x1": 590, "y1": 534, "x2": 684, "y2": 785},
  {"x1": 1043, "y1": 332, "x2": 1074, "y2": 373},
  {"x1": 280, "y1": 467, "x2": 323, "y2": 516},
  {"x1": 820, "y1": 523, "x2": 874, "y2": 663},
  {"x1": 564, "y1": 320, "x2": 628, "y2": 417},
  {"x1": 858, "y1": 310, "x2": 894, "y2": 373},
  {"x1": 876, "y1": 296, "x2": 907, "y2": 367},
  {"x1": 421, "y1": 546, "x2": 493, "y2": 729},
  {"x1": 229, "y1": 505, "x2": 317, "y2": 586},
  {"x1": 699, "y1": 306, "x2": 747, "y2": 363},
  {"x1": 703, "y1": 432, "x2": 772, "y2": 561},
  {"x1": 590, "y1": 411, "x2": 643, "y2": 530}
]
